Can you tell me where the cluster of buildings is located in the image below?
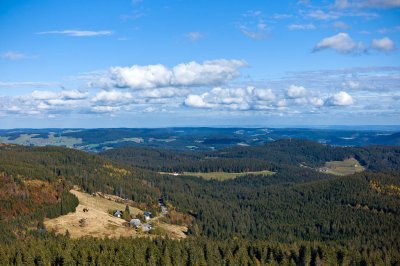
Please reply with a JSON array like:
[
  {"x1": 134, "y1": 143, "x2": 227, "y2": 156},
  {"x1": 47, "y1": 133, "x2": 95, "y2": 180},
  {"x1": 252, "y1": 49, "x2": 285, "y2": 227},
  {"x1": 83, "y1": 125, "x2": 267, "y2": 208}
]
[{"x1": 112, "y1": 197, "x2": 168, "y2": 233}]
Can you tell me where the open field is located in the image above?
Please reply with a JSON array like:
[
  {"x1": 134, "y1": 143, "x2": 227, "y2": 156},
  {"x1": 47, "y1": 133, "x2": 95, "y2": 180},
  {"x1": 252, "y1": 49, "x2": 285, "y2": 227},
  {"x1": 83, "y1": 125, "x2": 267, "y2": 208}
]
[
  {"x1": 0, "y1": 133, "x2": 82, "y2": 147},
  {"x1": 44, "y1": 189, "x2": 187, "y2": 239},
  {"x1": 161, "y1": 170, "x2": 274, "y2": 181},
  {"x1": 319, "y1": 158, "x2": 365, "y2": 176}
]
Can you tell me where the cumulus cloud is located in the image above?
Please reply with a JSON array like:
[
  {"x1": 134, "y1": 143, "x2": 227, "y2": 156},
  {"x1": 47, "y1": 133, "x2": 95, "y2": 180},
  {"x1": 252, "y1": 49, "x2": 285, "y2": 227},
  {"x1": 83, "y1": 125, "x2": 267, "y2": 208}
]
[
  {"x1": 37, "y1": 30, "x2": 112, "y2": 37},
  {"x1": 93, "y1": 59, "x2": 247, "y2": 89},
  {"x1": 371, "y1": 37, "x2": 396, "y2": 52},
  {"x1": 0, "y1": 89, "x2": 92, "y2": 116},
  {"x1": 309, "y1": 97, "x2": 324, "y2": 106},
  {"x1": 313, "y1": 33, "x2": 364, "y2": 53},
  {"x1": 288, "y1": 23, "x2": 316, "y2": 30},
  {"x1": 253, "y1": 88, "x2": 276, "y2": 101},
  {"x1": 109, "y1": 64, "x2": 171, "y2": 89},
  {"x1": 183, "y1": 85, "x2": 331, "y2": 112},
  {"x1": 172, "y1": 60, "x2": 246, "y2": 86},
  {"x1": 92, "y1": 90, "x2": 132, "y2": 103},
  {"x1": 326, "y1": 91, "x2": 354, "y2": 106},
  {"x1": 184, "y1": 94, "x2": 214, "y2": 109},
  {"x1": 184, "y1": 87, "x2": 277, "y2": 111},
  {"x1": 287, "y1": 85, "x2": 308, "y2": 98}
]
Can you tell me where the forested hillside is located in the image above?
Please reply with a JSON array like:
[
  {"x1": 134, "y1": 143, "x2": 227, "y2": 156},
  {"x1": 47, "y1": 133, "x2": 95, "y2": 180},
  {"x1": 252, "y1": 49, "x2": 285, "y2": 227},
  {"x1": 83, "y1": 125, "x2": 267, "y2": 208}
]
[{"x1": 0, "y1": 140, "x2": 399, "y2": 264}]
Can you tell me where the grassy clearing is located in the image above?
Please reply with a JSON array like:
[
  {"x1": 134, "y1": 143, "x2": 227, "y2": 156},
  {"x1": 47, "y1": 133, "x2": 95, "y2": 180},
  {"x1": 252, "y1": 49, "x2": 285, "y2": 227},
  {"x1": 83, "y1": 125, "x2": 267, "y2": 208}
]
[
  {"x1": 0, "y1": 133, "x2": 82, "y2": 147},
  {"x1": 319, "y1": 158, "x2": 364, "y2": 176},
  {"x1": 161, "y1": 170, "x2": 274, "y2": 181},
  {"x1": 44, "y1": 189, "x2": 187, "y2": 239}
]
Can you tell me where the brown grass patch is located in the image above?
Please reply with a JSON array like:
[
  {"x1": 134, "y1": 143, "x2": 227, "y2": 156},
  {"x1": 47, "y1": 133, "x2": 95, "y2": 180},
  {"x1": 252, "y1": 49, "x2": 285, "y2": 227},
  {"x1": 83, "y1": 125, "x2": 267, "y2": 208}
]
[{"x1": 44, "y1": 188, "x2": 187, "y2": 239}]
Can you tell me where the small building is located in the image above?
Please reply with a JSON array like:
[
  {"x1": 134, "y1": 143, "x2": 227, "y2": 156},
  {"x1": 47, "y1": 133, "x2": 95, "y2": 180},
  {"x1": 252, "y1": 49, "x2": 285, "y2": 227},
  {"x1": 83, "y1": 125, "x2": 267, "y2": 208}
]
[
  {"x1": 129, "y1": 218, "x2": 141, "y2": 229},
  {"x1": 142, "y1": 223, "x2": 152, "y2": 232},
  {"x1": 161, "y1": 206, "x2": 168, "y2": 214},
  {"x1": 144, "y1": 211, "x2": 152, "y2": 221},
  {"x1": 113, "y1": 210, "x2": 122, "y2": 218},
  {"x1": 158, "y1": 198, "x2": 164, "y2": 206}
]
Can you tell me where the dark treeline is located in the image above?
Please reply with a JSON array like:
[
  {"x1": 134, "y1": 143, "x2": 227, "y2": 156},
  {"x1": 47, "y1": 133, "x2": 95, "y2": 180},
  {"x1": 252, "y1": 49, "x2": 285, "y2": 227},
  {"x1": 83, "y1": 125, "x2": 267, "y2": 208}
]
[
  {"x1": 102, "y1": 139, "x2": 400, "y2": 173},
  {"x1": 0, "y1": 145, "x2": 161, "y2": 205},
  {"x1": 1, "y1": 236, "x2": 398, "y2": 265}
]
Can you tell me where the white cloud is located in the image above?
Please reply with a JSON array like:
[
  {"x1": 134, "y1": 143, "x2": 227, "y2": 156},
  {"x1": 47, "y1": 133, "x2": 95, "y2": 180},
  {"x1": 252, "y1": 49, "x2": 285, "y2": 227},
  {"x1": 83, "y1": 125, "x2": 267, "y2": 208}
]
[
  {"x1": 335, "y1": 0, "x2": 400, "y2": 9},
  {"x1": 288, "y1": 23, "x2": 316, "y2": 30},
  {"x1": 172, "y1": 60, "x2": 246, "y2": 86},
  {"x1": 186, "y1": 32, "x2": 203, "y2": 41},
  {"x1": 239, "y1": 26, "x2": 267, "y2": 40},
  {"x1": 287, "y1": 85, "x2": 307, "y2": 98},
  {"x1": 91, "y1": 105, "x2": 121, "y2": 113},
  {"x1": 0, "y1": 81, "x2": 60, "y2": 88},
  {"x1": 307, "y1": 10, "x2": 339, "y2": 20},
  {"x1": 313, "y1": 33, "x2": 364, "y2": 53},
  {"x1": 239, "y1": 13, "x2": 269, "y2": 40},
  {"x1": 243, "y1": 10, "x2": 263, "y2": 17},
  {"x1": 253, "y1": 88, "x2": 276, "y2": 101},
  {"x1": 271, "y1": 14, "x2": 293, "y2": 19},
  {"x1": 138, "y1": 88, "x2": 189, "y2": 98},
  {"x1": 334, "y1": 0, "x2": 351, "y2": 9},
  {"x1": 1, "y1": 51, "x2": 36, "y2": 60},
  {"x1": 95, "y1": 59, "x2": 247, "y2": 89},
  {"x1": 92, "y1": 90, "x2": 132, "y2": 102},
  {"x1": 333, "y1": 21, "x2": 350, "y2": 30},
  {"x1": 309, "y1": 97, "x2": 324, "y2": 106},
  {"x1": 371, "y1": 37, "x2": 396, "y2": 52},
  {"x1": 28, "y1": 90, "x2": 89, "y2": 102},
  {"x1": 184, "y1": 94, "x2": 214, "y2": 108},
  {"x1": 30, "y1": 90, "x2": 59, "y2": 100},
  {"x1": 184, "y1": 87, "x2": 278, "y2": 111},
  {"x1": 183, "y1": 85, "x2": 334, "y2": 112},
  {"x1": 37, "y1": 30, "x2": 112, "y2": 37},
  {"x1": 109, "y1": 64, "x2": 171, "y2": 89},
  {"x1": 342, "y1": 80, "x2": 360, "y2": 89},
  {"x1": 326, "y1": 91, "x2": 354, "y2": 106}
]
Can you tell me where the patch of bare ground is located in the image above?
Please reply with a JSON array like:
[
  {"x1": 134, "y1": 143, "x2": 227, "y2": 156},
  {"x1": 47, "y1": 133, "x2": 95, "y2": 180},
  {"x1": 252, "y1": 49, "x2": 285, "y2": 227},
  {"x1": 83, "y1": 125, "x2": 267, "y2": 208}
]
[{"x1": 44, "y1": 188, "x2": 187, "y2": 239}]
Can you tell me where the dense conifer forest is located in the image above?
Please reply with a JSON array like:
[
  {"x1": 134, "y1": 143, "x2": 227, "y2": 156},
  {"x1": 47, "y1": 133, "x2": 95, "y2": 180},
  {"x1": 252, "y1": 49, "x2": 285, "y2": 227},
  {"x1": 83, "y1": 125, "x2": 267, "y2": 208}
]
[{"x1": 0, "y1": 139, "x2": 399, "y2": 264}]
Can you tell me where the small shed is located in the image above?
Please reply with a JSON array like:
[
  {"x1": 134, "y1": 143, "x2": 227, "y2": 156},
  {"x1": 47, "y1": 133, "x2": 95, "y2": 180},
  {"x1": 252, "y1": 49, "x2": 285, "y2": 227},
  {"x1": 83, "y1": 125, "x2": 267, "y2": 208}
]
[
  {"x1": 113, "y1": 210, "x2": 122, "y2": 218},
  {"x1": 129, "y1": 218, "x2": 141, "y2": 228},
  {"x1": 161, "y1": 206, "x2": 168, "y2": 214},
  {"x1": 142, "y1": 223, "x2": 152, "y2": 232},
  {"x1": 144, "y1": 211, "x2": 152, "y2": 221}
]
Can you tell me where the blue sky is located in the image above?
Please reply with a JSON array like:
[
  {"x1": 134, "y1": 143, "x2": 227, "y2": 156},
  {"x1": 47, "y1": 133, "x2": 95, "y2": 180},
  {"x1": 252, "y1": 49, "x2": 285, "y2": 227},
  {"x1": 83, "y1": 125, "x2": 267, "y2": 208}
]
[{"x1": 0, "y1": 0, "x2": 399, "y2": 128}]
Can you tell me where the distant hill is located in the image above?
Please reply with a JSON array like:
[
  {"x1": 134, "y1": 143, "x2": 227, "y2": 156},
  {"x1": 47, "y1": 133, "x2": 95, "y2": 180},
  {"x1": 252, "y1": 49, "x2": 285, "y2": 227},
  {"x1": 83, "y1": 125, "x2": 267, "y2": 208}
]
[{"x1": 1, "y1": 127, "x2": 399, "y2": 152}]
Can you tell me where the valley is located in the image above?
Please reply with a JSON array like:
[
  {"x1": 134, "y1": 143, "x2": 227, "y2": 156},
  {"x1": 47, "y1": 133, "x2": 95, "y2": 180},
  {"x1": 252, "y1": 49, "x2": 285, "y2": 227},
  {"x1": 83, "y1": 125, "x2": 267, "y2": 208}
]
[{"x1": 0, "y1": 136, "x2": 399, "y2": 264}]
